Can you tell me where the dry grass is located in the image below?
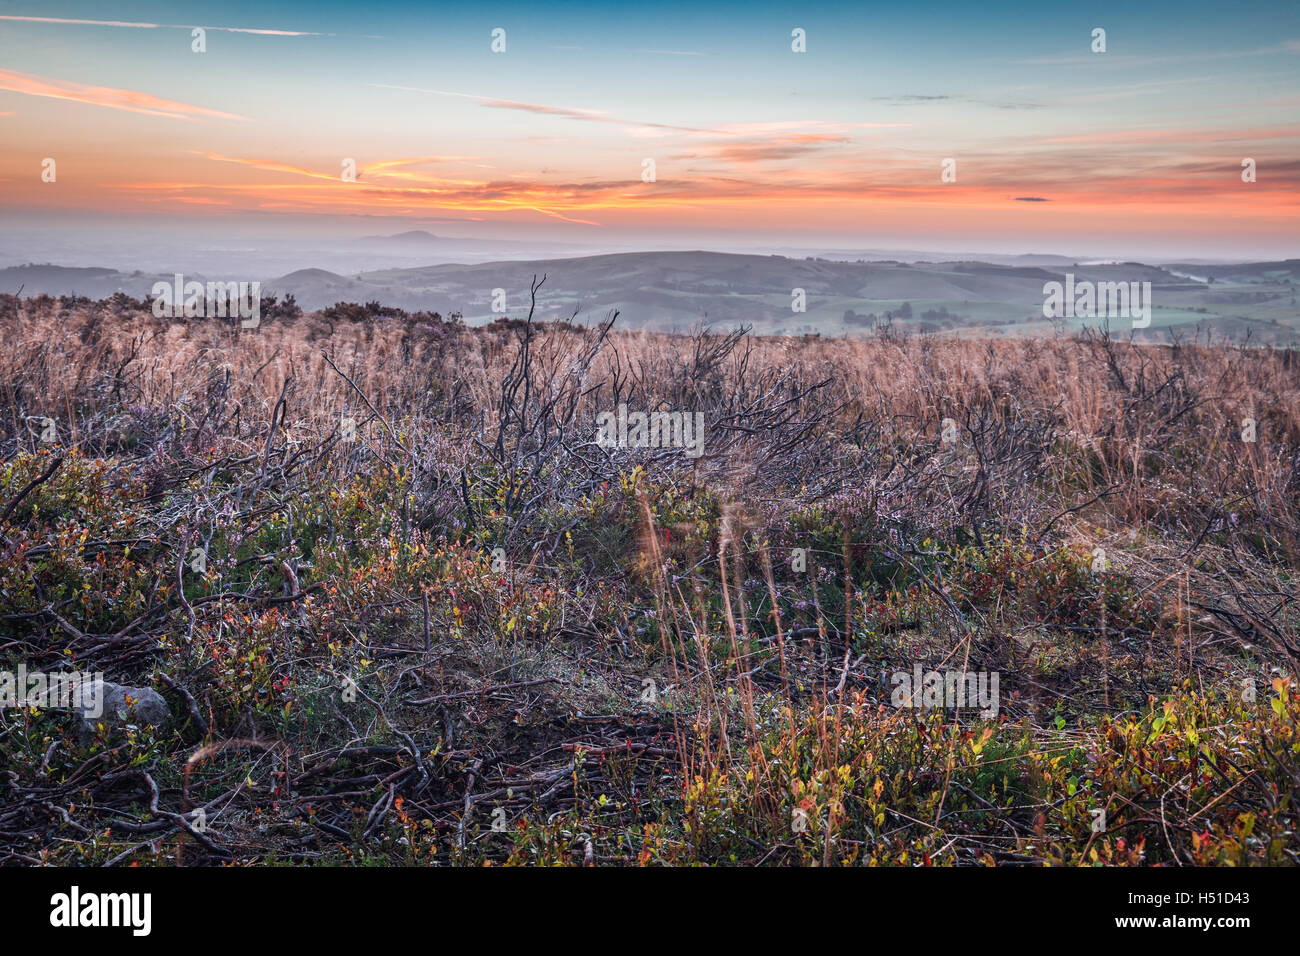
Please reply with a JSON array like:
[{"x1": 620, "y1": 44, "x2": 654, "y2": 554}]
[{"x1": 1, "y1": 292, "x2": 1297, "y2": 866}]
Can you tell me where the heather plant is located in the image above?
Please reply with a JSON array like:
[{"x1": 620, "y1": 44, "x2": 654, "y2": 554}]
[{"x1": 0, "y1": 293, "x2": 1296, "y2": 866}]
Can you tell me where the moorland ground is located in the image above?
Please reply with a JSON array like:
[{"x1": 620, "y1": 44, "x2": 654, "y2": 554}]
[{"x1": 1, "y1": 289, "x2": 1297, "y2": 866}]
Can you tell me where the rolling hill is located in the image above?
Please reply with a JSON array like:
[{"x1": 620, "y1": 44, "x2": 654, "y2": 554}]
[{"x1": 4, "y1": 251, "x2": 1297, "y2": 342}]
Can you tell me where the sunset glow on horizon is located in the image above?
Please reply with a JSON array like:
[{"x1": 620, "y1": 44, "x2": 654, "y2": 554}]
[{"x1": 2, "y1": 1, "x2": 1298, "y2": 258}]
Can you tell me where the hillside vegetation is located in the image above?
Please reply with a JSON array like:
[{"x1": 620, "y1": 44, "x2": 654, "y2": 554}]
[{"x1": 1, "y1": 290, "x2": 1298, "y2": 866}]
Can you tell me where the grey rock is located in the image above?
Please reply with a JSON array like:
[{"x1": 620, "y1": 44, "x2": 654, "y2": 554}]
[{"x1": 78, "y1": 680, "x2": 171, "y2": 740}]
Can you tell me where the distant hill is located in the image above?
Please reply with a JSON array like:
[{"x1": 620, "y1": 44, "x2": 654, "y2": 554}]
[
  {"x1": 257, "y1": 251, "x2": 1299, "y2": 342},
  {"x1": 1, "y1": 264, "x2": 147, "y2": 299},
  {"x1": 5, "y1": 252, "x2": 1297, "y2": 342},
  {"x1": 361, "y1": 230, "x2": 443, "y2": 244}
]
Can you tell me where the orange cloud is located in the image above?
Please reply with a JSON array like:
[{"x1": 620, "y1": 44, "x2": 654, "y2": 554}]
[
  {"x1": 193, "y1": 152, "x2": 491, "y2": 188},
  {"x1": 0, "y1": 68, "x2": 247, "y2": 121},
  {"x1": 370, "y1": 84, "x2": 717, "y2": 134},
  {"x1": 102, "y1": 161, "x2": 1300, "y2": 219},
  {"x1": 1039, "y1": 126, "x2": 1300, "y2": 145},
  {"x1": 195, "y1": 152, "x2": 343, "y2": 181},
  {"x1": 692, "y1": 133, "x2": 852, "y2": 164}
]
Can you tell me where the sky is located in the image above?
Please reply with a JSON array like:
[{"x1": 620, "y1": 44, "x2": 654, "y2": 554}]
[{"x1": 1, "y1": 0, "x2": 1298, "y2": 259}]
